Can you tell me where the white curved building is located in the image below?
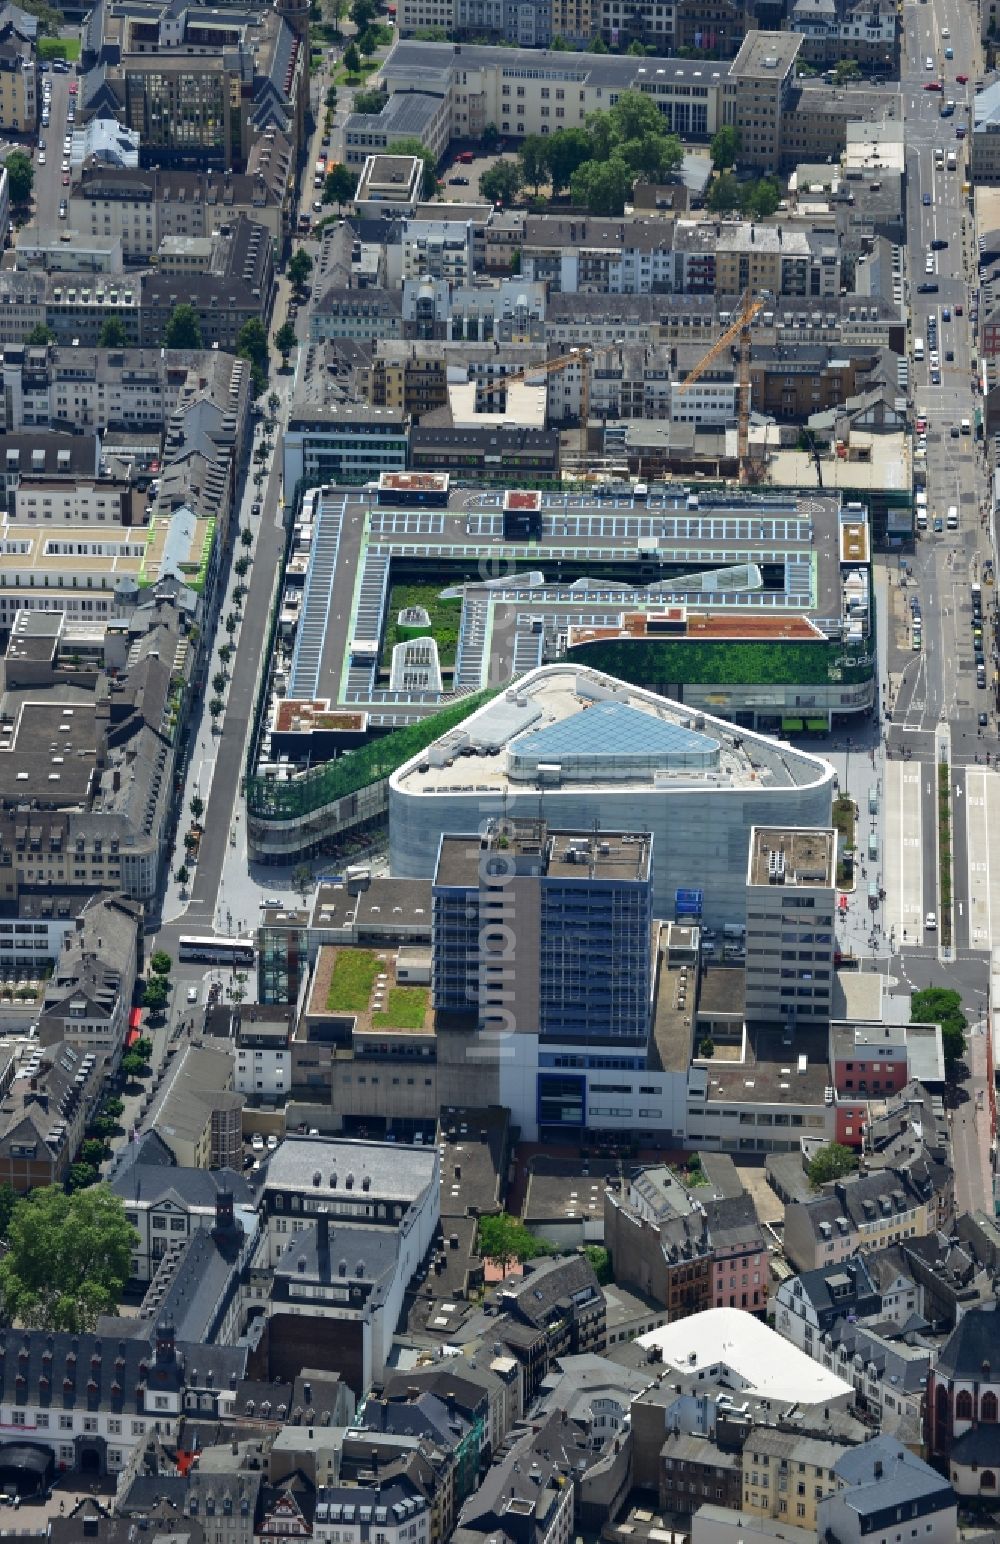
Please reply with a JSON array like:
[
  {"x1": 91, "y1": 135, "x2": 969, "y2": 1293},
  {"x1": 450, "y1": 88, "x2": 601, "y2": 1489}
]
[{"x1": 389, "y1": 664, "x2": 836, "y2": 928}]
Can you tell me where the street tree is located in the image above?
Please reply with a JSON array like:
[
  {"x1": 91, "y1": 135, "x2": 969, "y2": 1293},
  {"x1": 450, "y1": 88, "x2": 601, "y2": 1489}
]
[
  {"x1": 212, "y1": 671, "x2": 227, "y2": 697},
  {"x1": 241, "y1": 526, "x2": 254, "y2": 547},
  {"x1": 342, "y1": 39, "x2": 361, "y2": 74},
  {"x1": 274, "y1": 320, "x2": 298, "y2": 365},
  {"x1": 233, "y1": 557, "x2": 250, "y2": 579},
  {"x1": 98, "y1": 317, "x2": 129, "y2": 347},
  {"x1": 143, "y1": 976, "x2": 168, "y2": 1012},
  {"x1": 80, "y1": 1139, "x2": 107, "y2": 1169},
  {"x1": 358, "y1": 26, "x2": 378, "y2": 57},
  {"x1": 163, "y1": 303, "x2": 202, "y2": 350},
  {"x1": 324, "y1": 163, "x2": 358, "y2": 208},
  {"x1": 209, "y1": 695, "x2": 225, "y2": 726},
  {"x1": 219, "y1": 643, "x2": 234, "y2": 664},
  {"x1": 293, "y1": 862, "x2": 314, "y2": 900},
  {"x1": 0, "y1": 1184, "x2": 137, "y2": 1332},
  {"x1": 288, "y1": 248, "x2": 313, "y2": 289},
  {"x1": 120, "y1": 1052, "x2": 147, "y2": 1082},
  {"x1": 175, "y1": 864, "x2": 190, "y2": 887},
  {"x1": 189, "y1": 795, "x2": 205, "y2": 822},
  {"x1": 237, "y1": 319, "x2": 269, "y2": 394},
  {"x1": 479, "y1": 159, "x2": 522, "y2": 206},
  {"x1": 149, "y1": 951, "x2": 172, "y2": 977},
  {"x1": 67, "y1": 1164, "x2": 98, "y2": 1193}
]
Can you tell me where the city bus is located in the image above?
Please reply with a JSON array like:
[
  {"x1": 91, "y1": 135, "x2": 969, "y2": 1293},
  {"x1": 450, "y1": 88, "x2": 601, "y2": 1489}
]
[{"x1": 178, "y1": 935, "x2": 256, "y2": 967}]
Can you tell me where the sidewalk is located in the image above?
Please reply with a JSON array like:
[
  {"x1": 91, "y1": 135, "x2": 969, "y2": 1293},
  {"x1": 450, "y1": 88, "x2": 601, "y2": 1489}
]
[{"x1": 161, "y1": 388, "x2": 293, "y2": 927}]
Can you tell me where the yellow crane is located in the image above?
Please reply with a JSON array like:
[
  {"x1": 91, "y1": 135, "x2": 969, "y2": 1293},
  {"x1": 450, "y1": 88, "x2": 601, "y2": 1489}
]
[
  {"x1": 499, "y1": 341, "x2": 627, "y2": 462},
  {"x1": 674, "y1": 290, "x2": 764, "y2": 485}
]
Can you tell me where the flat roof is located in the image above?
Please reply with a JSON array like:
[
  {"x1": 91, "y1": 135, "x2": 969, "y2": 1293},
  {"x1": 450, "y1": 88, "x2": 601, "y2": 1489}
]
[
  {"x1": 393, "y1": 666, "x2": 833, "y2": 802},
  {"x1": 748, "y1": 826, "x2": 836, "y2": 888},
  {"x1": 637, "y1": 1307, "x2": 852, "y2": 1404},
  {"x1": 702, "y1": 1025, "x2": 831, "y2": 1106},
  {"x1": 262, "y1": 485, "x2": 857, "y2": 747},
  {"x1": 306, "y1": 944, "x2": 433, "y2": 1036},
  {"x1": 434, "y1": 823, "x2": 652, "y2": 887}
]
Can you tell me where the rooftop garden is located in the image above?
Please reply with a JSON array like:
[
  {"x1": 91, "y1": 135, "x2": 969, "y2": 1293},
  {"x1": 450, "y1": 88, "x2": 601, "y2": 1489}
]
[
  {"x1": 382, "y1": 583, "x2": 463, "y2": 672},
  {"x1": 372, "y1": 986, "x2": 429, "y2": 1030},
  {"x1": 325, "y1": 950, "x2": 381, "y2": 1013}
]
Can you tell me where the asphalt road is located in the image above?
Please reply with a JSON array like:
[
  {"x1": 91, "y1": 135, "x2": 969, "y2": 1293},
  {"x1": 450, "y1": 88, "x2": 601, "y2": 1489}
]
[{"x1": 32, "y1": 67, "x2": 72, "y2": 230}]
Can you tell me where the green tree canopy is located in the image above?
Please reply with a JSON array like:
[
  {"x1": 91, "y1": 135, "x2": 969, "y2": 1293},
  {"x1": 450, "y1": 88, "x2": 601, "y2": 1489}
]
[
  {"x1": 0, "y1": 1185, "x2": 137, "y2": 1331},
  {"x1": 274, "y1": 321, "x2": 298, "y2": 362},
  {"x1": 149, "y1": 951, "x2": 172, "y2": 977},
  {"x1": 710, "y1": 125, "x2": 741, "y2": 171},
  {"x1": 517, "y1": 134, "x2": 548, "y2": 194},
  {"x1": 352, "y1": 87, "x2": 386, "y2": 114},
  {"x1": 98, "y1": 316, "x2": 129, "y2": 347},
  {"x1": 389, "y1": 138, "x2": 438, "y2": 197},
  {"x1": 477, "y1": 1212, "x2": 551, "y2": 1273},
  {"x1": 570, "y1": 156, "x2": 633, "y2": 217},
  {"x1": 142, "y1": 976, "x2": 168, "y2": 1012},
  {"x1": 705, "y1": 171, "x2": 743, "y2": 213},
  {"x1": 163, "y1": 303, "x2": 202, "y2": 350},
  {"x1": 807, "y1": 1142, "x2": 859, "y2": 1189},
  {"x1": 342, "y1": 39, "x2": 361, "y2": 73},
  {"x1": 479, "y1": 159, "x2": 522, "y2": 206},
  {"x1": 237, "y1": 319, "x2": 268, "y2": 389},
  {"x1": 544, "y1": 127, "x2": 591, "y2": 196},
  {"x1": 910, "y1": 988, "x2": 967, "y2": 1077},
  {"x1": 4, "y1": 150, "x2": 32, "y2": 205},
  {"x1": 288, "y1": 247, "x2": 314, "y2": 288},
  {"x1": 0, "y1": 1184, "x2": 16, "y2": 1241},
  {"x1": 24, "y1": 323, "x2": 54, "y2": 345},
  {"x1": 834, "y1": 58, "x2": 861, "y2": 81},
  {"x1": 324, "y1": 163, "x2": 358, "y2": 208},
  {"x1": 584, "y1": 1244, "x2": 612, "y2": 1284},
  {"x1": 743, "y1": 177, "x2": 781, "y2": 219}
]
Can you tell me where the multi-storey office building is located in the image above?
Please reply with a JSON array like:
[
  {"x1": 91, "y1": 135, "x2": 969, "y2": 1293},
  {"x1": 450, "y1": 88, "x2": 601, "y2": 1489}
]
[
  {"x1": 744, "y1": 826, "x2": 837, "y2": 1024},
  {"x1": 432, "y1": 820, "x2": 653, "y2": 1043}
]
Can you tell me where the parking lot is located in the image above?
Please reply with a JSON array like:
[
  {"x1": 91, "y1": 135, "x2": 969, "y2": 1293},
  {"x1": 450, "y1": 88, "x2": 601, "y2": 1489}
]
[{"x1": 438, "y1": 150, "x2": 519, "y2": 202}]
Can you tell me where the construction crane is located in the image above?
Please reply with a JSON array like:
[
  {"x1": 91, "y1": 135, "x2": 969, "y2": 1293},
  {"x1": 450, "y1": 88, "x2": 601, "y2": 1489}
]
[
  {"x1": 499, "y1": 341, "x2": 627, "y2": 463},
  {"x1": 674, "y1": 290, "x2": 764, "y2": 485}
]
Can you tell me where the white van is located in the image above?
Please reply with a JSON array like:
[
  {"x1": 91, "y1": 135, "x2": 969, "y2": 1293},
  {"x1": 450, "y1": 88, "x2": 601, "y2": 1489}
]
[
  {"x1": 947, "y1": 504, "x2": 959, "y2": 529},
  {"x1": 916, "y1": 508, "x2": 928, "y2": 529},
  {"x1": 915, "y1": 489, "x2": 928, "y2": 509},
  {"x1": 947, "y1": 150, "x2": 957, "y2": 170},
  {"x1": 914, "y1": 337, "x2": 925, "y2": 361}
]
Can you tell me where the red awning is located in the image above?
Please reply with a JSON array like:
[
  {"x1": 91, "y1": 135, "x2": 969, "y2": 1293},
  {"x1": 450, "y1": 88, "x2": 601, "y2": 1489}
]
[{"x1": 129, "y1": 1006, "x2": 142, "y2": 1030}]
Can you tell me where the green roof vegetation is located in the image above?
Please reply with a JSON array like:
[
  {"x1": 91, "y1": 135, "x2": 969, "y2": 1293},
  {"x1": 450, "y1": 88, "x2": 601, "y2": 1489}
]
[
  {"x1": 246, "y1": 685, "x2": 499, "y2": 821},
  {"x1": 382, "y1": 584, "x2": 463, "y2": 672},
  {"x1": 570, "y1": 635, "x2": 875, "y2": 687},
  {"x1": 326, "y1": 951, "x2": 380, "y2": 1013},
  {"x1": 372, "y1": 986, "x2": 428, "y2": 1030}
]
